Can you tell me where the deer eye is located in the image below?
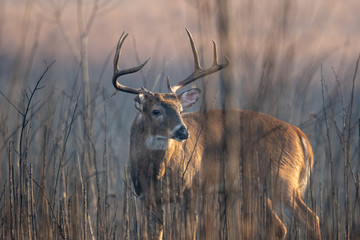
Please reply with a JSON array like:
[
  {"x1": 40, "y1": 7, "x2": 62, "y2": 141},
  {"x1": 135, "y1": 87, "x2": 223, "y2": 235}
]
[{"x1": 152, "y1": 109, "x2": 161, "y2": 116}]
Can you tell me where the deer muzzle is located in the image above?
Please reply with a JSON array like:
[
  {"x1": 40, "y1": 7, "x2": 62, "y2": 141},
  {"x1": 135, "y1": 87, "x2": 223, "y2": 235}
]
[{"x1": 172, "y1": 125, "x2": 189, "y2": 141}]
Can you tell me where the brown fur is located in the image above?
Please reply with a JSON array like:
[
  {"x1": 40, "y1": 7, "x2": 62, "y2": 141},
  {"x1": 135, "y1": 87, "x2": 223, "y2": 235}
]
[{"x1": 128, "y1": 93, "x2": 321, "y2": 240}]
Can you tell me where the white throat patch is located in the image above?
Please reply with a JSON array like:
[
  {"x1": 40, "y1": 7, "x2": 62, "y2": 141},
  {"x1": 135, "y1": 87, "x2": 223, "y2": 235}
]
[{"x1": 145, "y1": 135, "x2": 170, "y2": 150}]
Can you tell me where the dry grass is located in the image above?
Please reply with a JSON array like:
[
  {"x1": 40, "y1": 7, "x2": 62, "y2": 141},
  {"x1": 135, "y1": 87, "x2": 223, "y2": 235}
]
[{"x1": 0, "y1": 0, "x2": 359, "y2": 239}]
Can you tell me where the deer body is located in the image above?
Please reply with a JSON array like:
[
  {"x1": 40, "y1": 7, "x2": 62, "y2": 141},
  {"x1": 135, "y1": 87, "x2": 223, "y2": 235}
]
[
  {"x1": 131, "y1": 108, "x2": 312, "y2": 198},
  {"x1": 129, "y1": 106, "x2": 320, "y2": 239},
  {"x1": 111, "y1": 30, "x2": 321, "y2": 239}
]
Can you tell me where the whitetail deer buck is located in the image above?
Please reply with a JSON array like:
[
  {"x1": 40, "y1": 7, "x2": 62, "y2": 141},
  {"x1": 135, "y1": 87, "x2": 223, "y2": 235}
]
[{"x1": 111, "y1": 29, "x2": 321, "y2": 240}]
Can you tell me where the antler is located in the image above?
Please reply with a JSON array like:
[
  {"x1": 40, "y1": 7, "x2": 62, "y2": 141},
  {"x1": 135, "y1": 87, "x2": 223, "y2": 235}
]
[
  {"x1": 112, "y1": 32, "x2": 150, "y2": 95},
  {"x1": 168, "y1": 28, "x2": 230, "y2": 93}
]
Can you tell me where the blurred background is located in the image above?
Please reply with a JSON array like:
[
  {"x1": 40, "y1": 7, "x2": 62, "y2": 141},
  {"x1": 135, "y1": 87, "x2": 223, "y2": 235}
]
[{"x1": 0, "y1": 0, "x2": 359, "y2": 239}]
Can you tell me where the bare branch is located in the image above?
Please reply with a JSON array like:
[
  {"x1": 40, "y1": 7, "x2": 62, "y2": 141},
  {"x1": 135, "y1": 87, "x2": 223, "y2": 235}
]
[{"x1": 0, "y1": 89, "x2": 24, "y2": 116}]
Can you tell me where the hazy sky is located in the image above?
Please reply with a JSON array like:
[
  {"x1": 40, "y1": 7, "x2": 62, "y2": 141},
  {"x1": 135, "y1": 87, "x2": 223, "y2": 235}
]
[{"x1": 0, "y1": 0, "x2": 359, "y2": 91}]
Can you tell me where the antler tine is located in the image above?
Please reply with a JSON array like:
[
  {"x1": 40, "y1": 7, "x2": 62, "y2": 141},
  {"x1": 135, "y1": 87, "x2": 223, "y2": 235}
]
[
  {"x1": 186, "y1": 28, "x2": 201, "y2": 71},
  {"x1": 212, "y1": 39, "x2": 230, "y2": 71},
  {"x1": 170, "y1": 29, "x2": 230, "y2": 93},
  {"x1": 167, "y1": 76, "x2": 173, "y2": 93},
  {"x1": 113, "y1": 31, "x2": 126, "y2": 72},
  {"x1": 112, "y1": 31, "x2": 150, "y2": 95}
]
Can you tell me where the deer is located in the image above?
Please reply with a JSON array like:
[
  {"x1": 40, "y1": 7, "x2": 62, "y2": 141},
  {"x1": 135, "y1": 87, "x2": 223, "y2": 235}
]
[{"x1": 111, "y1": 29, "x2": 321, "y2": 240}]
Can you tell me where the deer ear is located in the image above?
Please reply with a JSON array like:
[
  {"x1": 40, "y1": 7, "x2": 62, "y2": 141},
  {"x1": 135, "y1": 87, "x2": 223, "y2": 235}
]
[
  {"x1": 178, "y1": 88, "x2": 201, "y2": 109},
  {"x1": 134, "y1": 93, "x2": 146, "y2": 112}
]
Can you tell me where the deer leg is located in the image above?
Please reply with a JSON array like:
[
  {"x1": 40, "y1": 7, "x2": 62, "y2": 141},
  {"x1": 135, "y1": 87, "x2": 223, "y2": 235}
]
[
  {"x1": 265, "y1": 198, "x2": 287, "y2": 240},
  {"x1": 141, "y1": 199, "x2": 163, "y2": 240},
  {"x1": 149, "y1": 206, "x2": 164, "y2": 240},
  {"x1": 286, "y1": 191, "x2": 321, "y2": 240}
]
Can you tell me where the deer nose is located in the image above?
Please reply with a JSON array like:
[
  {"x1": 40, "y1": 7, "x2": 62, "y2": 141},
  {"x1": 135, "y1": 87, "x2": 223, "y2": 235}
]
[{"x1": 174, "y1": 125, "x2": 189, "y2": 141}]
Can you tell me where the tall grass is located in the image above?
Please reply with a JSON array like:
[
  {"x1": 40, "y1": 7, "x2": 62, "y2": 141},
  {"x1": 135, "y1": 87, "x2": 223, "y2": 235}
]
[{"x1": 0, "y1": 0, "x2": 359, "y2": 239}]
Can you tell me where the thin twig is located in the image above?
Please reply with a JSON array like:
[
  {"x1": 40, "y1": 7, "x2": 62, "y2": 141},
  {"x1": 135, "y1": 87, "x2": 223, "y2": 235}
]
[
  {"x1": 0, "y1": 89, "x2": 23, "y2": 116},
  {"x1": 344, "y1": 53, "x2": 360, "y2": 240},
  {"x1": 320, "y1": 64, "x2": 337, "y2": 232}
]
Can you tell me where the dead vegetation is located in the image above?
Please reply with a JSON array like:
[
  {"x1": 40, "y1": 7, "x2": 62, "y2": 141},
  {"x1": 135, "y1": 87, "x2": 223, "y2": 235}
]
[{"x1": 0, "y1": 0, "x2": 359, "y2": 239}]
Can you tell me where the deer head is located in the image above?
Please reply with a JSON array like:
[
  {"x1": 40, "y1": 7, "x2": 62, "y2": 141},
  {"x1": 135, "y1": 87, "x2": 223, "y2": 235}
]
[{"x1": 112, "y1": 29, "x2": 229, "y2": 149}]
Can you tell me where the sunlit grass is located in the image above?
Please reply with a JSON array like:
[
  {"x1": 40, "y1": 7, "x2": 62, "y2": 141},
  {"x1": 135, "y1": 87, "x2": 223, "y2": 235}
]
[{"x1": 0, "y1": 0, "x2": 359, "y2": 239}]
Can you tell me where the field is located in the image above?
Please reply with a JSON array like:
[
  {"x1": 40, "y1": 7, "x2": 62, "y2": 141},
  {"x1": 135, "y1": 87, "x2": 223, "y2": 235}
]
[{"x1": 0, "y1": 0, "x2": 359, "y2": 239}]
